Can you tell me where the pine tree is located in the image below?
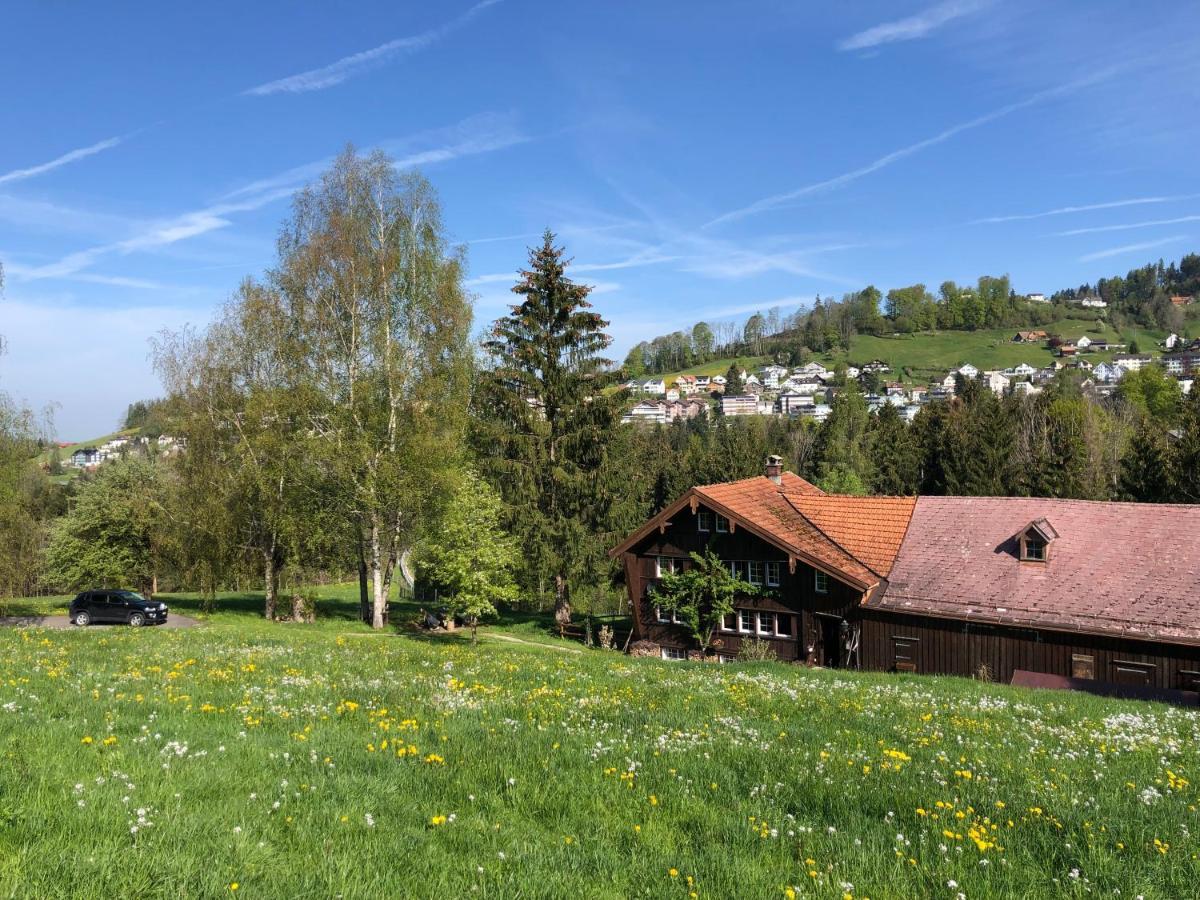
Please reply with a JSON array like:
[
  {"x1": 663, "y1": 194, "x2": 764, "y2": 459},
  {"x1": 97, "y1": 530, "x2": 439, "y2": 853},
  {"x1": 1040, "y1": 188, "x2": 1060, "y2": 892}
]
[
  {"x1": 815, "y1": 389, "x2": 873, "y2": 492},
  {"x1": 724, "y1": 363, "x2": 744, "y2": 395},
  {"x1": 1118, "y1": 422, "x2": 1173, "y2": 502},
  {"x1": 868, "y1": 403, "x2": 919, "y2": 494},
  {"x1": 476, "y1": 231, "x2": 623, "y2": 623},
  {"x1": 1174, "y1": 389, "x2": 1200, "y2": 502}
]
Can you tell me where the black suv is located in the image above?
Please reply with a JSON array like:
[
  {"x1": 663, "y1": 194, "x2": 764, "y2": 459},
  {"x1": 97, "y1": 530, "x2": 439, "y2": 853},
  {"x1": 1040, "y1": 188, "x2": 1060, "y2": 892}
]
[{"x1": 70, "y1": 590, "x2": 169, "y2": 627}]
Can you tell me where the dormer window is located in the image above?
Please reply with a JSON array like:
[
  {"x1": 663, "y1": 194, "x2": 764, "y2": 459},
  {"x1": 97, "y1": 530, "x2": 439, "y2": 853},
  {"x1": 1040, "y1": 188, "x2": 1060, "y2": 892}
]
[
  {"x1": 1022, "y1": 536, "x2": 1046, "y2": 561},
  {"x1": 1016, "y1": 518, "x2": 1057, "y2": 563}
]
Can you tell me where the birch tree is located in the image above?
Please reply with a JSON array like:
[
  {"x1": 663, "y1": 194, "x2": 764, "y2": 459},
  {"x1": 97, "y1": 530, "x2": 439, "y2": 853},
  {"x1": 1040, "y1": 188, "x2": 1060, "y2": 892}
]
[{"x1": 276, "y1": 149, "x2": 472, "y2": 628}]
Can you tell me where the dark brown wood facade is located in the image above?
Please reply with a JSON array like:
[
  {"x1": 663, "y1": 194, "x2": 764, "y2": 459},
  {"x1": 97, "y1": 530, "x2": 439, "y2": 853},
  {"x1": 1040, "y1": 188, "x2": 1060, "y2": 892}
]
[
  {"x1": 622, "y1": 500, "x2": 862, "y2": 666},
  {"x1": 858, "y1": 609, "x2": 1200, "y2": 693},
  {"x1": 622, "y1": 499, "x2": 1200, "y2": 695}
]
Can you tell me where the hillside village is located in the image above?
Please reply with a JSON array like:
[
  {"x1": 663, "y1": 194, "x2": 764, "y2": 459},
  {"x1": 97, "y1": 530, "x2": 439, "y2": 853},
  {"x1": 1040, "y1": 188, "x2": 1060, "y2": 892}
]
[{"x1": 623, "y1": 309, "x2": 1200, "y2": 426}]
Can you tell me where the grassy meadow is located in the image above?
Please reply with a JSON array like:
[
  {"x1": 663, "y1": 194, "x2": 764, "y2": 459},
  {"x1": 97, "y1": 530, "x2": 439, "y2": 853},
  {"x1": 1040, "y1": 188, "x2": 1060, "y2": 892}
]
[{"x1": 1, "y1": 591, "x2": 1198, "y2": 898}]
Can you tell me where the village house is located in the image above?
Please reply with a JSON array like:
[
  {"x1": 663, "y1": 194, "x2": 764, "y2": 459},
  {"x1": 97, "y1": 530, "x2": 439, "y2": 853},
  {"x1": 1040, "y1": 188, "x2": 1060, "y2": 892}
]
[
  {"x1": 777, "y1": 392, "x2": 813, "y2": 416},
  {"x1": 1011, "y1": 381, "x2": 1040, "y2": 397},
  {"x1": 1079, "y1": 296, "x2": 1108, "y2": 308},
  {"x1": 1170, "y1": 295, "x2": 1194, "y2": 307},
  {"x1": 844, "y1": 366, "x2": 861, "y2": 379},
  {"x1": 802, "y1": 404, "x2": 832, "y2": 423},
  {"x1": 1114, "y1": 354, "x2": 1154, "y2": 373},
  {"x1": 70, "y1": 447, "x2": 101, "y2": 468},
  {"x1": 665, "y1": 388, "x2": 680, "y2": 402},
  {"x1": 1092, "y1": 362, "x2": 1123, "y2": 383},
  {"x1": 1027, "y1": 293, "x2": 1047, "y2": 303},
  {"x1": 908, "y1": 385, "x2": 928, "y2": 403},
  {"x1": 1075, "y1": 335, "x2": 1092, "y2": 350},
  {"x1": 624, "y1": 379, "x2": 642, "y2": 392},
  {"x1": 1057, "y1": 343, "x2": 1077, "y2": 357},
  {"x1": 760, "y1": 365, "x2": 788, "y2": 389},
  {"x1": 720, "y1": 394, "x2": 759, "y2": 417},
  {"x1": 621, "y1": 401, "x2": 670, "y2": 425},
  {"x1": 675, "y1": 374, "x2": 698, "y2": 394},
  {"x1": 983, "y1": 371, "x2": 1010, "y2": 396},
  {"x1": 1009, "y1": 363, "x2": 1037, "y2": 378},
  {"x1": 1013, "y1": 330, "x2": 1047, "y2": 344},
  {"x1": 612, "y1": 459, "x2": 1200, "y2": 701},
  {"x1": 861, "y1": 359, "x2": 890, "y2": 374},
  {"x1": 695, "y1": 375, "x2": 711, "y2": 390},
  {"x1": 642, "y1": 378, "x2": 666, "y2": 395},
  {"x1": 1162, "y1": 333, "x2": 1181, "y2": 351}
]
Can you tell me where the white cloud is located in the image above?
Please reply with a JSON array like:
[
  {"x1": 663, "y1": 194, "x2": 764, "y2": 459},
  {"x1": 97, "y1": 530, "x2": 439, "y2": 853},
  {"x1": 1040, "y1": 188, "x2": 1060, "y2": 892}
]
[
  {"x1": 1078, "y1": 235, "x2": 1186, "y2": 262},
  {"x1": 8, "y1": 186, "x2": 295, "y2": 283},
  {"x1": 0, "y1": 137, "x2": 121, "y2": 186},
  {"x1": 838, "y1": 0, "x2": 988, "y2": 52},
  {"x1": 1055, "y1": 215, "x2": 1200, "y2": 237},
  {"x1": 975, "y1": 194, "x2": 1200, "y2": 224},
  {"x1": 706, "y1": 72, "x2": 1114, "y2": 228},
  {"x1": 244, "y1": 0, "x2": 503, "y2": 96}
]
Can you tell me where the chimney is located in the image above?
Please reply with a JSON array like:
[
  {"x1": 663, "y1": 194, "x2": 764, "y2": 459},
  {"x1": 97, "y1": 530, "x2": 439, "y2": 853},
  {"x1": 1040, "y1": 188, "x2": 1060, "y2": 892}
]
[{"x1": 765, "y1": 455, "x2": 783, "y2": 485}]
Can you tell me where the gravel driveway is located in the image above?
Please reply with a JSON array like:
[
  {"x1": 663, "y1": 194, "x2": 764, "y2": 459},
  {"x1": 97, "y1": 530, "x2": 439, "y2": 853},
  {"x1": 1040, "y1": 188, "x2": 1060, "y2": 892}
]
[{"x1": 0, "y1": 614, "x2": 201, "y2": 630}]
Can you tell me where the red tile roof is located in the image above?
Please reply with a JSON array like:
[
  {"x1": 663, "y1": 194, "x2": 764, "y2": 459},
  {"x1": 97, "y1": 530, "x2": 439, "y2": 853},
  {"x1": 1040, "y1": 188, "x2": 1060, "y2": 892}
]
[
  {"x1": 694, "y1": 477, "x2": 879, "y2": 589},
  {"x1": 876, "y1": 497, "x2": 1200, "y2": 644},
  {"x1": 785, "y1": 494, "x2": 916, "y2": 578}
]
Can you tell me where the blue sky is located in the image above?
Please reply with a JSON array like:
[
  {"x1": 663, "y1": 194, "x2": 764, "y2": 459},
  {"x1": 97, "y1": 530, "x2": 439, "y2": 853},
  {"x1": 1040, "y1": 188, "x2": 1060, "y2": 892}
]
[{"x1": 1, "y1": 0, "x2": 1198, "y2": 438}]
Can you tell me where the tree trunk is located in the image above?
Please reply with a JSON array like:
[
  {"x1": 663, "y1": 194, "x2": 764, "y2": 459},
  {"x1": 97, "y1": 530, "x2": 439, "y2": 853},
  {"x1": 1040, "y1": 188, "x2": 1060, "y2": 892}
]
[
  {"x1": 264, "y1": 550, "x2": 278, "y2": 620},
  {"x1": 151, "y1": 573, "x2": 159, "y2": 595},
  {"x1": 357, "y1": 530, "x2": 370, "y2": 624},
  {"x1": 553, "y1": 574, "x2": 571, "y2": 632},
  {"x1": 369, "y1": 517, "x2": 386, "y2": 629}
]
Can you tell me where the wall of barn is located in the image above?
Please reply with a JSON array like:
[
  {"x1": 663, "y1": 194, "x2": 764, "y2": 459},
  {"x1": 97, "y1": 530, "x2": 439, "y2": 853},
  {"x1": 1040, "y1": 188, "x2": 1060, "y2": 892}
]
[{"x1": 858, "y1": 609, "x2": 1200, "y2": 692}]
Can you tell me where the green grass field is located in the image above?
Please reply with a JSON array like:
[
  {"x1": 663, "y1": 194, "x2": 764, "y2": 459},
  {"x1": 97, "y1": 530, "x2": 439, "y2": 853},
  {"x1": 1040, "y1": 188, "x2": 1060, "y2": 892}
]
[{"x1": 1, "y1": 589, "x2": 1197, "y2": 898}]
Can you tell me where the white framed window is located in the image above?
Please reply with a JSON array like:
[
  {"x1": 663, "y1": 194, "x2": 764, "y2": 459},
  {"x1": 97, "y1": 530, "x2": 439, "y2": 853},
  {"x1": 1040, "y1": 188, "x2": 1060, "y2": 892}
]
[
  {"x1": 655, "y1": 556, "x2": 679, "y2": 578},
  {"x1": 765, "y1": 561, "x2": 781, "y2": 587},
  {"x1": 738, "y1": 609, "x2": 754, "y2": 633},
  {"x1": 757, "y1": 611, "x2": 776, "y2": 635},
  {"x1": 730, "y1": 560, "x2": 746, "y2": 579},
  {"x1": 697, "y1": 511, "x2": 712, "y2": 532},
  {"x1": 715, "y1": 514, "x2": 730, "y2": 533},
  {"x1": 661, "y1": 647, "x2": 687, "y2": 661},
  {"x1": 655, "y1": 607, "x2": 682, "y2": 625},
  {"x1": 721, "y1": 613, "x2": 737, "y2": 632},
  {"x1": 814, "y1": 570, "x2": 829, "y2": 594},
  {"x1": 775, "y1": 615, "x2": 792, "y2": 638},
  {"x1": 747, "y1": 561, "x2": 764, "y2": 586}
]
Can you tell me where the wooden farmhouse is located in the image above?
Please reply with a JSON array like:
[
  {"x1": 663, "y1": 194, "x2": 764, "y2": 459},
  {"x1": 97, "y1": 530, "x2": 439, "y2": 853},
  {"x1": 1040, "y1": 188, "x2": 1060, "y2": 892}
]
[{"x1": 611, "y1": 457, "x2": 1200, "y2": 702}]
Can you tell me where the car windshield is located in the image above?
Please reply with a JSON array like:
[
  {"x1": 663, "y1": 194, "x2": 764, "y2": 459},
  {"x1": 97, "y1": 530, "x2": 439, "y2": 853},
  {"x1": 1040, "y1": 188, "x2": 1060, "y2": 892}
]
[{"x1": 116, "y1": 591, "x2": 148, "y2": 602}]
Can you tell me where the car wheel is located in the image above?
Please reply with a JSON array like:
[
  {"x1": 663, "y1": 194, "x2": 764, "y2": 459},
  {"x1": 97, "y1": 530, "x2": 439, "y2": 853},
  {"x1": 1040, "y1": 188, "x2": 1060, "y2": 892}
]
[
  {"x1": 128, "y1": 613, "x2": 145, "y2": 627},
  {"x1": 74, "y1": 610, "x2": 91, "y2": 627}
]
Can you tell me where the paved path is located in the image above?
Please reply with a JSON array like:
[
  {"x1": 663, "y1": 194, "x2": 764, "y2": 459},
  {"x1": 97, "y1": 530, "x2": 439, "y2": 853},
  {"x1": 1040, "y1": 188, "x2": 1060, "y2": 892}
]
[{"x1": 0, "y1": 614, "x2": 201, "y2": 630}]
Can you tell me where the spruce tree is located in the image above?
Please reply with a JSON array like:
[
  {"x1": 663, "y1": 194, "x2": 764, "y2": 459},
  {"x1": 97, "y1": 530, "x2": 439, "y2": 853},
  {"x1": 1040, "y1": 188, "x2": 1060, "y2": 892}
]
[
  {"x1": 1174, "y1": 389, "x2": 1200, "y2": 502},
  {"x1": 476, "y1": 231, "x2": 623, "y2": 623},
  {"x1": 868, "y1": 403, "x2": 919, "y2": 494},
  {"x1": 1118, "y1": 422, "x2": 1173, "y2": 502},
  {"x1": 724, "y1": 363, "x2": 744, "y2": 395}
]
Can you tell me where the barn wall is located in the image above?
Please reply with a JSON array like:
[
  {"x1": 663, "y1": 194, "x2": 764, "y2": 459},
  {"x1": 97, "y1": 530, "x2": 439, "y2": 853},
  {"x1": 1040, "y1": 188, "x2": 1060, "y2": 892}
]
[{"x1": 859, "y1": 609, "x2": 1200, "y2": 691}]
